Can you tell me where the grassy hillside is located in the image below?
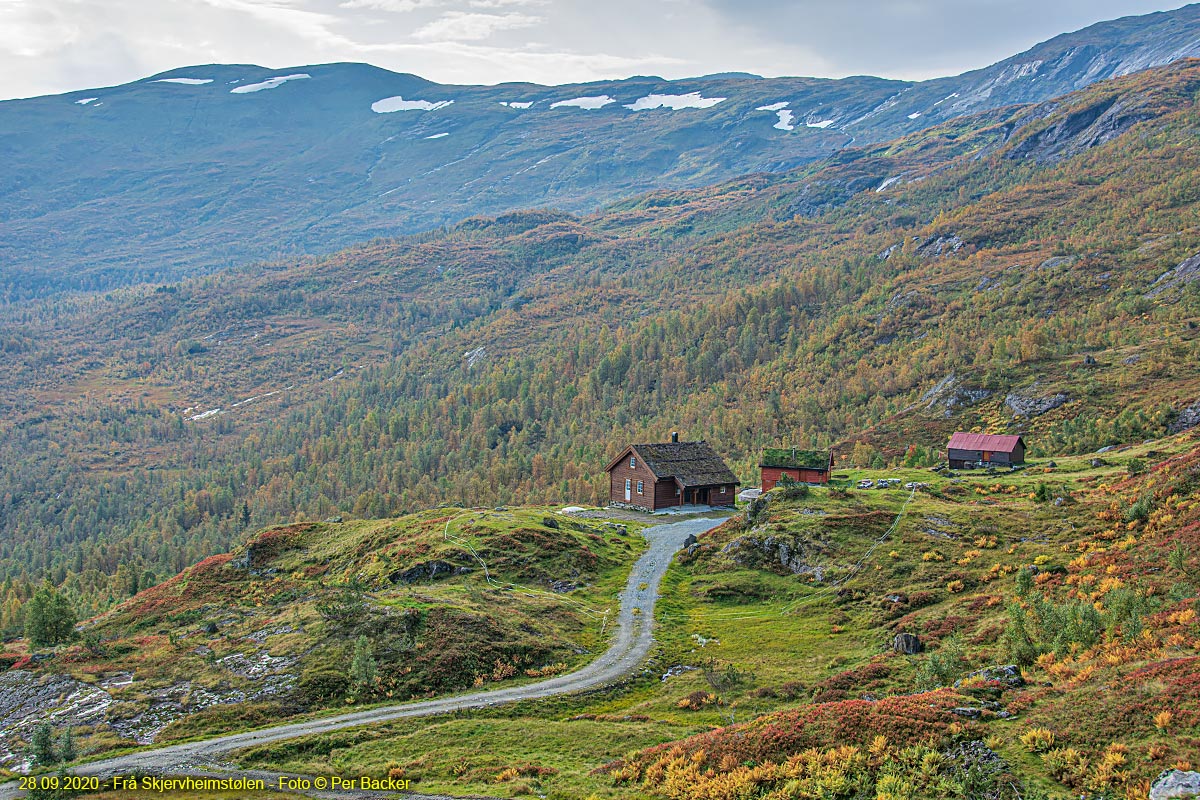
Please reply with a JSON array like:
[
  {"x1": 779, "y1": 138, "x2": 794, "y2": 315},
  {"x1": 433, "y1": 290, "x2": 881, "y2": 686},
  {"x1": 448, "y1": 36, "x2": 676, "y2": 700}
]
[
  {"x1": 1, "y1": 508, "x2": 645, "y2": 763},
  {"x1": 1, "y1": 62, "x2": 1199, "y2": 620},
  {"x1": 228, "y1": 432, "x2": 1200, "y2": 799}
]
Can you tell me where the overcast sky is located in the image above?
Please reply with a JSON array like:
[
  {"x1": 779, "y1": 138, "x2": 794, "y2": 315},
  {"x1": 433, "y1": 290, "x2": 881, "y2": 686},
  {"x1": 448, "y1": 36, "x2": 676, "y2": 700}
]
[{"x1": 0, "y1": 0, "x2": 1192, "y2": 100}]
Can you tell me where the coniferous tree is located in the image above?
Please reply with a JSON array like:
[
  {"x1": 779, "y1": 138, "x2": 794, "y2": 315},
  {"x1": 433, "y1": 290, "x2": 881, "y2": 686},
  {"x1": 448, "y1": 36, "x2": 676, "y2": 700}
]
[
  {"x1": 350, "y1": 635, "x2": 377, "y2": 694},
  {"x1": 58, "y1": 728, "x2": 75, "y2": 763},
  {"x1": 29, "y1": 723, "x2": 57, "y2": 766}
]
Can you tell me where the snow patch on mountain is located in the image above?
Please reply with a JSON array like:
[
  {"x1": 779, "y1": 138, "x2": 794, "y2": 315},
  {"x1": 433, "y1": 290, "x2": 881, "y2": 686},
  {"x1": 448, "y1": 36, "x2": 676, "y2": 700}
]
[
  {"x1": 624, "y1": 92, "x2": 726, "y2": 110},
  {"x1": 773, "y1": 110, "x2": 795, "y2": 130},
  {"x1": 230, "y1": 74, "x2": 310, "y2": 94},
  {"x1": 425, "y1": 132, "x2": 450, "y2": 139},
  {"x1": 500, "y1": 101, "x2": 533, "y2": 109},
  {"x1": 806, "y1": 119, "x2": 835, "y2": 129},
  {"x1": 75, "y1": 98, "x2": 98, "y2": 105},
  {"x1": 756, "y1": 101, "x2": 789, "y2": 111},
  {"x1": 372, "y1": 96, "x2": 454, "y2": 113},
  {"x1": 550, "y1": 95, "x2": 615, "y2": 110},
  {"x1": 155, "y1": 78, "x2": 213, "y2": 85}
]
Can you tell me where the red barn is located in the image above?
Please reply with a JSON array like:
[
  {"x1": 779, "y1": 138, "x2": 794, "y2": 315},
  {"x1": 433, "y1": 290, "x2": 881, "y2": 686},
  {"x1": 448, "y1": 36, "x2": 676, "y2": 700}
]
[
  {"x1": 947, "y1": 433, "x2": 1026, "y2": 468},
  {"x1": 760, "y1": 448, "x2": 833, "y2": 489},
  {"x1": 605, "y1": 434, "x2": 739, "y2": 511}
]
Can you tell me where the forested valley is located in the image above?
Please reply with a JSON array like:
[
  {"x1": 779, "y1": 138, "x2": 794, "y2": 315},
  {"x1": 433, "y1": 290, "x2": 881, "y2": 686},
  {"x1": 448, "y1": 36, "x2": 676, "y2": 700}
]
[{"x1": 1, "y1": 61, "x2": 1198, "y2": 623}]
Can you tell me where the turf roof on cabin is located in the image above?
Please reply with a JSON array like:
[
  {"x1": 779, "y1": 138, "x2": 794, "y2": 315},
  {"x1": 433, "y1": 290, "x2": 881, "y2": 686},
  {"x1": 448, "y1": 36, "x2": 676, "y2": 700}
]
[
  {"x1": 760, "y1": 448, "x2": 832, "y2": 470},
  {"x1": 627, "y1": 441, "x2": 740, "y2": 488}
]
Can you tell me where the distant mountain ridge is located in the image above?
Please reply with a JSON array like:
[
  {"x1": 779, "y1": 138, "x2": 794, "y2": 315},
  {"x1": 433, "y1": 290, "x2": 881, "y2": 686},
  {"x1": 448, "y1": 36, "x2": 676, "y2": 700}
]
[{"x1": 2, "y1": 4, "x2": 1200, "y2": 297}]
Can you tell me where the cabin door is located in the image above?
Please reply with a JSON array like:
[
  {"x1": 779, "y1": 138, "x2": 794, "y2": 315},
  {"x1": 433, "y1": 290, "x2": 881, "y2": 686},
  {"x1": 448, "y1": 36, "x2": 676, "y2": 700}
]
[{"x1": 625, "y1": 478, "x2": 631, "y2": 502}]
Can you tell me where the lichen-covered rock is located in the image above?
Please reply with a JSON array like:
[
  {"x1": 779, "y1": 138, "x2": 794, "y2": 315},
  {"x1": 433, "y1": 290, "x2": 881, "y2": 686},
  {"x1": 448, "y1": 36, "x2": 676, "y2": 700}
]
[
  {"x1": 921, "y1": 374, "x2": 993, "y2": 418},
  {"x1": 722, "y1": 534, "x2": 829, "y2": 581},
  {"x1": 1151, "y1": 769, "x2": 1200, "y2": 800},
  {"x1": 1005, "y1": 386, "x2": 1069, "y2": 417},
  {"x1": 0, "y1": 671, "x2": 113, "y2": 766},
  {"x1": 955, "y1": 664, "x2": 1025, "y2": 689},
  {"x1": 916, "y1": 235, "x2": 965, "y2": 257},
  {"x1": 1170, "y1": 400, "x2": 1200, "y2": 434},
  {"x1": 893, "y1": 632, "x2": 923, "y2": 655},
  {"x1": 390, "y1": 560, "x2": 472, "y2": 584}
]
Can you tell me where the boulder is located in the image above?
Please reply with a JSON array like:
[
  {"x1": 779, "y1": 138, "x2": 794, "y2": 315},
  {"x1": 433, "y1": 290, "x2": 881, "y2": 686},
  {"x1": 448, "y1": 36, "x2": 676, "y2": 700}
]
[
  {"x1": 916, "y1": 234, "x2": 965, "y2": 258},
  {"x1": 1006, "y1": 387, "x2": 1069, "y2": 417},
  {"x1": 1170, "y1": 400, "x2": 1200, "y2": 434},
  {"x1": 955, "y1": 664, "x2": 1024, "y2": 689},
  {"x1": 893, "y1": 632, "x2": 923, "y2": 655},
  {"x1": 390, "y1": 560, "x2": 471, "y2": 584},
  {"x1": 1150, "y1": 770, "x2": 1200, "y2": 800},
  {"x1": 683, "y1": 534, "x2": 699, "y2": 548}
]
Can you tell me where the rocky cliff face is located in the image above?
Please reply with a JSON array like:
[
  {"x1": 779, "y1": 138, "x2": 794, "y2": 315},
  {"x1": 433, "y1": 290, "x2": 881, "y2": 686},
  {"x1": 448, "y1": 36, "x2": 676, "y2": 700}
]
[{"x1": 847, "y1": 5, "x2": 1200, "y2": 142}]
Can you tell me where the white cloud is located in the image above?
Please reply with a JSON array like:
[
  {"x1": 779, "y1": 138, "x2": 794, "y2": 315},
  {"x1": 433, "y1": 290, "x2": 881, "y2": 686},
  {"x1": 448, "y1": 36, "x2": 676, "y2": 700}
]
[
  {"x1": 338, "y1": 0, "x2": 444, "y2": 11},
  {"x1": 0, "y1": 0, "x2": 1185, "y2": 102},
  {"x1": 467, "y1": 0, "x2": 546, "y2": 7},
  {"x1": 198, "y1": 0, "x2": 354, "y2": 47},
  {"x1": 0, "y1": 2, "x2": 82, "y2": 57},
  {"x1": 413, "y1": 11, "x2": 541, "y2": 41}
]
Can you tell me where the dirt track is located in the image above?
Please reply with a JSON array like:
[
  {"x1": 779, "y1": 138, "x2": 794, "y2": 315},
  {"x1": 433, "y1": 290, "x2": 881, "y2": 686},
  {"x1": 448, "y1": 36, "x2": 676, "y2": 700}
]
[{"x1": 0, "y1": 515, "x2": 728, "y2": 798}]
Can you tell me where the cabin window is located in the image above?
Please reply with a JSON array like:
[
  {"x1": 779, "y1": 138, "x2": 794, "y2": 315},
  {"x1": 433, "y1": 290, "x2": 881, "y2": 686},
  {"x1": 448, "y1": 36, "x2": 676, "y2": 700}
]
[
  {"x1": 637, "y1": 480, "x2": 644, "y2": 494},
  {"x1": 676, "y1": 487, "x2": 681, "y2": 496},
  {"x1": 630, "y1": 456, "x2": 636, "y2": 468},
  {"x1": 721, "y1": 486, "x2": 727, "y2": 493}
]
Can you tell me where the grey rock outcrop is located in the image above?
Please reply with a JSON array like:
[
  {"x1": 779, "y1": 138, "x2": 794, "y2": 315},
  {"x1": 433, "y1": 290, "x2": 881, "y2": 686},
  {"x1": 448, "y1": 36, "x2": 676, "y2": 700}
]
[
  {"x1": 954, "y1": 664, "x2": 1025, "y2": 689},
  {"x1": 921, "y1": 374, "x2": 993, "y2": 418},
  {"x1": 1039, "y1": 255, "x2": 1078, "y2": 271},
  {"x1": 916, "y1": 235, "x2": 965, "y2": 257},
  {"x1": 390, "y1": 560, "x2": 472, "y2": 584},
  {"x1": 893, "y1": 632, "x2": 923, "y2": 654},
  {"x1": 722, "y1": 534, "x2": 828, "y2": 581},
  {"x1": 1170, "y1": 400, "x2": 1200, "y2": 434},
  {"x1": 1006, "y1": 385, "x2": 1069, "y2": 417},
  {"x1": 0, "y1": 671, "x2": 114, "y2": 766},
  {"x1": 1005, "y1": 96, "x2": 1156, "y2": 163},
  {"x1": 1147, "y1": 253, "x2": 1200, "y2": 298},
  {"x1": 1150, "y1": 770, "x2": 1200, "y2": 800}
]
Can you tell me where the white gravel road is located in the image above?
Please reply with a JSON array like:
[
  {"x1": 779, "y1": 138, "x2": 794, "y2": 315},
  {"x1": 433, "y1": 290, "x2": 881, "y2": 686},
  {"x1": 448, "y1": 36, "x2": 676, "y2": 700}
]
[{"x1": 1, "y1": 514, "x2": 728, "y2": 797}]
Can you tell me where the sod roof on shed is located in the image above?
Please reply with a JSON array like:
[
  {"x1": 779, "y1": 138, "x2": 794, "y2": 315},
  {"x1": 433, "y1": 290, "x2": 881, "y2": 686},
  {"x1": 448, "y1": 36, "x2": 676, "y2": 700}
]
[{"x1": 760, "y1": 448, "x2": 831, "y2": 470}]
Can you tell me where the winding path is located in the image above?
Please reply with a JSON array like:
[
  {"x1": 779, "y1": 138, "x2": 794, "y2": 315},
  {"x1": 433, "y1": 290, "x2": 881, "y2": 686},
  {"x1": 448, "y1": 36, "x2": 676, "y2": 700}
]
[{"x1": 3, "y1": 515, "x2": 727, "y2": 794}]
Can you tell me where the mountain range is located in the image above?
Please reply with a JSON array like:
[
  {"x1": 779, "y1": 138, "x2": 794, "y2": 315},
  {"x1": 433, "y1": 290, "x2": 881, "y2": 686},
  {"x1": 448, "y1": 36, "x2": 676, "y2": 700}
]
[{"x1": 3, "y1": 4, "x2": 1200, "y2": 298}]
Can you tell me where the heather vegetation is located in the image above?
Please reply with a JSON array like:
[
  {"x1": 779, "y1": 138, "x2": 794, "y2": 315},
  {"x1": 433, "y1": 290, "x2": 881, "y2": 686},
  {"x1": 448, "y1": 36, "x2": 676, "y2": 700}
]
[
  {"x1": 0, "y1": 509, "x2": 645, "y2": 761},
  {"x1": 2, "y1": 55, "x2": 1200, "y2": 800},
  {"x1": 223, "y1": 434, "x2": 1200, "y2": 799}
]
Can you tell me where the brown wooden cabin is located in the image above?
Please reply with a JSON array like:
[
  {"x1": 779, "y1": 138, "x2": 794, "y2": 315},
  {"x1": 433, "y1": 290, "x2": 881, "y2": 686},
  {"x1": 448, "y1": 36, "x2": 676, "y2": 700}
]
[
  {"x1": 760, "y1": 447, "x2": 833, "y2": 489},
  {"x1": 605, "y1": 434, "x2": 739, "y2": 511},
  {"x1": 947, "y1": 432, "x2": 1026, "y2": 468}
]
